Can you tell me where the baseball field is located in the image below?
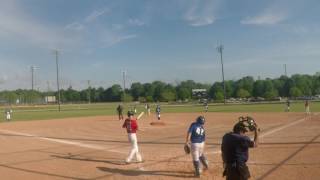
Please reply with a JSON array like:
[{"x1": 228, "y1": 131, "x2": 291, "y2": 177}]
[{"x1": 0, "y1": 102, "x2": 319, "y2": 180}]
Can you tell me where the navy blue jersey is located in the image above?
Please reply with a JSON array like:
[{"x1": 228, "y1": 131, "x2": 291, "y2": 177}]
[
  {"x1": 188, "y1": 122, "x2": 205, "y2": 143},
  {"x1": 221, "y1": 132, "x2": 254, "y2": 164}
]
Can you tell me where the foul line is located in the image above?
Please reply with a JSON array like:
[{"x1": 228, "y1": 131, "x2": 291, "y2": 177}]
[{"x1": 0, "y1": 129, "x2": 127, "y2": 155}]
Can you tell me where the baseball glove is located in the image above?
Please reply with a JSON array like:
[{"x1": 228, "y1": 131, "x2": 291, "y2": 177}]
[{"x1": 184, "y1": 143, "x2": 191, "y2": 154}]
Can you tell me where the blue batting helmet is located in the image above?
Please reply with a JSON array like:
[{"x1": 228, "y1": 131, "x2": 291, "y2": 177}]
[{"x1": 196, "y1": 116, "x2": 205, "y2": 125}]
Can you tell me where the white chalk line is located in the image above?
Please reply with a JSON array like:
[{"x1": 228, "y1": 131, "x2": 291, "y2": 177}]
[
  {"x1": 207, "y1": 113, "x2": 318, "y2": 155},
  {"x1": 0, "y1": 129, "x2": 127, "y2": 155}
]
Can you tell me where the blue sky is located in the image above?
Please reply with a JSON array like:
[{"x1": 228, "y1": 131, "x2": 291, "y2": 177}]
[{"x1": 0, "y1": 0, "x2": 319, "y2": 90}]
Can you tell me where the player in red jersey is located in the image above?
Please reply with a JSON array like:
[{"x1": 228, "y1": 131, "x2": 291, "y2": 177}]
[{"x1": 122, "y1": 111, "x2": 143, "y2": 164}]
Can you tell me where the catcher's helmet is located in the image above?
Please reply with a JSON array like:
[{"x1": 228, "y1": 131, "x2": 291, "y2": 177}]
[
  {"x1": 196, "y1": 116, "x2": 205, "y2": 125},
  {"x1": 233, "y1": 121, "x2": 248, "y2": 133},
  {"x1": 127, "y1": 111, "x2": 134, "y2": 117}
]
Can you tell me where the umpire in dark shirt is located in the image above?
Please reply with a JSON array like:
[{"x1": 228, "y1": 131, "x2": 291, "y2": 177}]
[{"x1": 221, "y1": 121, "x2": 259, "y2": 180}]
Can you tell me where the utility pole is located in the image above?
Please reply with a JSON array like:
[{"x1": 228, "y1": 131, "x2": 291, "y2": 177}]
[
  {"x1": 54, "y1": 50, "x2": 61, "y2": 112},
  {"x1": 87, "y1": 80, "x2": 91, "y2": 104},
  {"x1": 284, "y1": 64, "x2": 287, "y2": 76},
  {"x1": 122, "y1": 70, "x2": 126, "y2": 102},
  {"x1": 46, "y1": 81, "x2": 50, "y2": 92},
  {"x1": 30, "y1": 66, "x2": 39, "y2": 91},
  {"x1": 217, "y1": 44, "x2": 226, "y2": 104}
]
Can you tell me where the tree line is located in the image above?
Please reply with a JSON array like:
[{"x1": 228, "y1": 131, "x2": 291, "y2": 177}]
[{"x1": 0, "y1": 73, "x2": 319, "y2": 104}]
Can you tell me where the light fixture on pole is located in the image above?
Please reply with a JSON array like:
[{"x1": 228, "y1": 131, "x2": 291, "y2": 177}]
[{"x1": 217, "y1": 43, "x2": 226, "y2": 104}]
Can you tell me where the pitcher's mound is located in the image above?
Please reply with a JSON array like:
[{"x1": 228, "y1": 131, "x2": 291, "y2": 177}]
[{"x1": 150, "y1": 121, "x2": 166, "y2": 126}]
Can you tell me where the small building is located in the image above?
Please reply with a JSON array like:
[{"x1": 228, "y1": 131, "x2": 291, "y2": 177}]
[{"x1": 45, "y1": 96, "x2": 56, "y2": 103}]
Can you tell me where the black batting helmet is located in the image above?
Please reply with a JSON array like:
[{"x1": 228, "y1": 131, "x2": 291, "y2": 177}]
[{"x1": 127, "y1": 111, "x2": 134, "y2": 117}]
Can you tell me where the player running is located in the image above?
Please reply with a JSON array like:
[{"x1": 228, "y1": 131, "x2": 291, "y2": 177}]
[
  {"x1": 122, "y1": 111, "x2": 143, "y2": 164},
  {"x1": 185, "y1": 116, "x2": 209, "y2": 177}
]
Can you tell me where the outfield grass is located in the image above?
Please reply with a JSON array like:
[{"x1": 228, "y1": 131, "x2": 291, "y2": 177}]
[{"x1": 0, "y1": 101, "x2": 318, "y2": 122}]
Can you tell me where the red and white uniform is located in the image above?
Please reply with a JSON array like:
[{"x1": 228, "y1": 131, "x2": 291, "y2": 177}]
[{"x1": 122, "y1": 118, "x2": 142, "y2": 163}]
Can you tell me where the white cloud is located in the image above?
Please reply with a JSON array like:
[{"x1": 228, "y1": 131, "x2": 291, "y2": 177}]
[
  {"x1": 187, "y1": 16, "x2": 215, "y2": 27},
  {"x1": 84, "y1": 9, "x2": 109, "y2": 23},
  {"x1": 183, "y1": 0, "x2": 218, "y2": 27},
  {"x1": 240, "y1": 1, "x2": 290, "y2": 26},
  {"x1": 128, "y1": 18, "x2": 145, "y2": 26},
  {"x1": 111, "y1": 24, "x2": 124, "y2": 30},
  {"x1": 63, "y1": 8, "x2": 139, "y2": 48},
  {"x1": 241, "y1": 13, "x2": 287, "y2": 25},
  {"x1": 64, "y1": 22, "x2": 84, "y2": 31},
  {"x1": 101, "y1": 32, "x2": 137, "y2": 47}
]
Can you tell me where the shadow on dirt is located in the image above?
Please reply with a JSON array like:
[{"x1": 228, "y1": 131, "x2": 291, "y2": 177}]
[
  {"x1": 52, "y1": 155, "x2": 125, "y2": 165},
  {"x1": 96, "y1": 166, "x2": 195, "y2": 178}
]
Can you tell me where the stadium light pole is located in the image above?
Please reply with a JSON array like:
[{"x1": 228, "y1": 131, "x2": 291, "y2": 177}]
[
  {"x1": 122, "y1": 70, "x2": 126, "y2": 103},
  {"x1": 54, "y1": 50, "x2": 61, "y2": 112},
  {"x1": 30, "y1": 66, "x2": 39, "y2": 91},
  {"x1": 217, "y1": 44, "x2": 226, "y2": 104},
  {"x1": 284, "y1": 64, "x2": 287, "y2": 76},
  {"x1": 87, "y1": 80, "x2": 91, "y2": 104}
]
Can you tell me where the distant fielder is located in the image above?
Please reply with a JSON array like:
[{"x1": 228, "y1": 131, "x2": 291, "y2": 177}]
[
  {"x1": 133, "y1": 105, "x2": 137, "y2": 114},
  {"x1": 285, "y1": 99, "x2": 290, "y2": 112},
  {"x1": 122, "y1": 111, "x2": 143, "y2": 164},
  {"x1": 4, "y1": 109, "x2": 12, "y2": 121},
  {"x1": 305, "y1": 100, "x2": 310, "y2": 114},
  {"x1": 204, "y1": 102, "x2": 208, "y2": 112},
  {"x1": 117, "y1": 104, "x2": 124, "y2": 120},
  {"x1": 156, "y1": 104, "x2": 161, "y2": 120},
  {"x1": 146, "y1": 103, "x2": 151, "y2": 116},
  {"x1": 185, "y1": 116, "x2": 209, "y2": 177}
]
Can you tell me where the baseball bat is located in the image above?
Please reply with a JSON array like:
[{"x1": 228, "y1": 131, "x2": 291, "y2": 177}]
[{"x1": 137, "y1": 112, "x2": 145, "y2": 120}]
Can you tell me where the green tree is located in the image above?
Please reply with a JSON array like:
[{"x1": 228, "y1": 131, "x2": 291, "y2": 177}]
[
  {"x1": 263, "y1": 89, "x2": 279, "y2": 100},
  {"x1": 176, "y1": 87, "x2": 191, "y2": 100},
  {"x1": 253, "y1": 80, "x2": 264, "y2": 97},
  {"x1": 235, "y1": 76, "x2": 254, "y2": 96},
  {"x1": 152, "y1": 81, "x2": 166, "y2": 101},
  {"x1": 289, "y1": 87, "x2": 302, "y2": 97},
  {"x1": 63, "y1": 86, "x2": 80, "y2": 102},
  {"x1": 130, "y1": 82, "x2": 144, "y2": 101},
  {"x1": 103, "y1": 84, "x2": 122, "y2": 102},
  {"x1": 236, "y1": 89, "x2": 250, "y2": 98},
  {"x1": 225, "y1": 80, "x2": 235, "y2": 98},
  {"x1": 143, "y1": 83, "x2": 155, "y2": 99},
  {"x1": 121, "y1": 93, "x2": 133, "y2": 102},
  {"x1": 209, "y1": 82, "x2": 223, "y2": 99},
  {"x1": 214, "y1": 91, "x2": 224, "y2": 101}
]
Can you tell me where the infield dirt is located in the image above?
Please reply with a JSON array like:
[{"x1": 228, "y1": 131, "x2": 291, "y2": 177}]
[{"x1": 0, "y1": 112, "x2": 319, "y2": 179}]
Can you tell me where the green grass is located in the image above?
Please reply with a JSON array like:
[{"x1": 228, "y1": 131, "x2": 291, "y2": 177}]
[
  {"x1": 163, "y1": 102, "x2": 320, "y2": 113},
  {"x1": 0, "y1": 101, "x2": 319, "y2": 122}
]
